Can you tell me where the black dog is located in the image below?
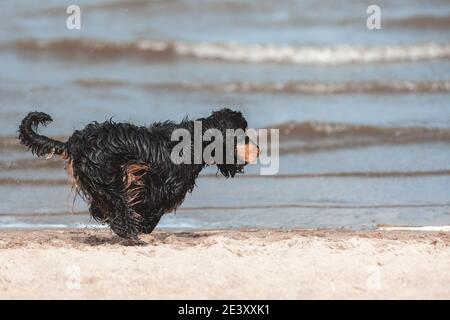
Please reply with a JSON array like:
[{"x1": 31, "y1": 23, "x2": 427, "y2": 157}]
[{"x1": 19, "y1": 109, "x2": 258, "y2": 239}]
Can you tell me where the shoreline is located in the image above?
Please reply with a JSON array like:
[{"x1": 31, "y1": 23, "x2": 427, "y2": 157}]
[{"x1": 1, "y1": 228, "x2": 449, "y2": 299}]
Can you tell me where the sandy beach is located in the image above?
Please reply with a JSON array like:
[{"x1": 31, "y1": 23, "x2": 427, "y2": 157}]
[{"x1": 0, "y1": 228, "x2": 449, "y2": 299}]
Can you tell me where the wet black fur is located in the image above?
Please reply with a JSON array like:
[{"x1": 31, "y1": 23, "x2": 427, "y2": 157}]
[{"x1": 19, "y1": 109, "x2": 249, "y2": 239}]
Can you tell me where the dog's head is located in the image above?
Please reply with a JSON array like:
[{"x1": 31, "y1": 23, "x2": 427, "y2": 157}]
[{"x1": 208, "y1": 108, "x2": 259, "y2": 177}]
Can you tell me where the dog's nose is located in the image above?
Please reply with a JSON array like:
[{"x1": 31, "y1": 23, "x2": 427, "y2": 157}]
[{"x1": 236, "y1": 142, "x2": 259, "y2": 163}]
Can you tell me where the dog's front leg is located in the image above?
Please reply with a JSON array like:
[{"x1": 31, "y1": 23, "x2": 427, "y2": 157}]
[{"x1": 108, "y1": 197, "x2": 143, "y2": 240}]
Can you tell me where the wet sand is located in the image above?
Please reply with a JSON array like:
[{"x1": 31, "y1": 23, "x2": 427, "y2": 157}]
[{"x1": 0, "y1": 228, "x2": 449, "y2": 299}]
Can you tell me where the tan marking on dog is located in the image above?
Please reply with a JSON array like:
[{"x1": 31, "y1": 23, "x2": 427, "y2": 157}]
[
  {"x1": 62, "y1": 152, "x2": 78, "y2": 189},
  {"x1": 122, "y1": 163, "x2": 151, "y2": 207},
  {"x1": 164, "y1": 204, "x2": 179, "y2": 214},
  {"x1": 45, "y1": 148, "x2": 56, "y2": 160}
]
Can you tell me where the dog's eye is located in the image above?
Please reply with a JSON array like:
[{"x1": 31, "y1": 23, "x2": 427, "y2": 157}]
[{"x1": 179, "y1": 150, "x2": 183, "y2": 157}]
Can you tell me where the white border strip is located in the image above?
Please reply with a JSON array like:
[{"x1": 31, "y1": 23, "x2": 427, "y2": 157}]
[{"x1": 378, "y1": 225, "x2": 450, "y2": 232}]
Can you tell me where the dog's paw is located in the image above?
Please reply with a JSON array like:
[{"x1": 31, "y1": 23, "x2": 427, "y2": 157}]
[{"x1": 120, "y1": 238, "x2": 147, "y2": 246}]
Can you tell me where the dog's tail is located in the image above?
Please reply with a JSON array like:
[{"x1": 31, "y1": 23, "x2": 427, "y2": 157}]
[{"x1": 19, "y1": 111, "x2": 67, "y2": 157}]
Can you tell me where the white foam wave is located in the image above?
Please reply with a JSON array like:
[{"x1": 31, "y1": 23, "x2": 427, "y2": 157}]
[
  {"x1": 12, "y1": 38, "x2": 450, "y2": 65},
  {"x1": 168, "y1": 42, "x2": 450, "y2": 64}
]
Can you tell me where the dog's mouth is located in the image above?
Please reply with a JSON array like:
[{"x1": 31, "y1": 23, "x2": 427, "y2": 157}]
[
  {"x1": 217, "y1": 163, "x2": 245, "y2": 178},
  {"x1": 217, "y1": 142, "x2": 258, "y2": 178}
]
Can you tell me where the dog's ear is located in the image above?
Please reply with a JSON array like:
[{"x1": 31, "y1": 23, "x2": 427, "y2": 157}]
[
  {"x1": 212, "y1": 108, "x2": 248, "y2": 131},
  {"x1": 212, "y1": 108, "x2": 239, "y2": 118}
]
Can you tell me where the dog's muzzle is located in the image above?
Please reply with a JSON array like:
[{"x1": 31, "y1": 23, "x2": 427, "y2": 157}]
[{"x1": 236, "y1": 141, "x2": 259, "y2": 164}]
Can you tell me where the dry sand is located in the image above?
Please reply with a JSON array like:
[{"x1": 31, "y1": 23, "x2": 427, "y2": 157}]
[{"x1": 0, "y1": 228, "x2": 449, "y2": 299}]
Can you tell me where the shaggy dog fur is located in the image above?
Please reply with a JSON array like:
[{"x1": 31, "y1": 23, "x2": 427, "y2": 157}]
[{"x1": 18, "y1": 109, "x2": 257, "y2": 239}]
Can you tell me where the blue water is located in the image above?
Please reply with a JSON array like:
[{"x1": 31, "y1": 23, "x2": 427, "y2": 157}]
[{"x1": 0, "y1": 0, "x2": 449, "y2": 230}]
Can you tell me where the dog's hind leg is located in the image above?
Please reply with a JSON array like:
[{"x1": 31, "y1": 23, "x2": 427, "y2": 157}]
[
  {"x1": 109, "y1": 160, "x2": 153, "y2": 238},
  {"x1": 89, "y1": 201, "x2": 108, "y2": 224}
]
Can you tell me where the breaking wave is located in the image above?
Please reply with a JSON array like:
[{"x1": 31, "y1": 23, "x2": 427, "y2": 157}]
[
  {"x1": 1, "y1": 122, "x2": 450, "y2": 168},
  {"x1": 1, "y1": 169, "x2": 450, "y2": 186},
  {"x1": 8, "y1": 38, "x2": 450, "y2": 65},
  {"x1": 276, "y1": 121, "x2": 450, "y2": 140},
  {"x1": 142, "y1": 81, "x2": 450, "y2": 94},
  {"x1": 388, "y1": 15, "x2": 450, "y2": 29}
]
